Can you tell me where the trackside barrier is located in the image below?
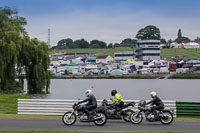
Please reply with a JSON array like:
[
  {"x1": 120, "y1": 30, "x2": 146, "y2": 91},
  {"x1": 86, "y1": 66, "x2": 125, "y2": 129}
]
[
  {"x1": 18, "y1": 99, "x2": 176, "y2": 117},
  {"x1": 176, "y1": 102, "x2": 200, "y2": 118}
]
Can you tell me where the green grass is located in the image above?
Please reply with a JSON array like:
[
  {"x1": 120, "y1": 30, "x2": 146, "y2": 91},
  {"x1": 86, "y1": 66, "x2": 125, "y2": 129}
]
[
  {"x1": 51, "y1": 47, "x2": 200, "y2": 60},
  {"x1": 0, "y1": 113, "x2": 61, "y2": 119},
  {"x1": 169, "y1": 73, "x2": 200, "y2": 79},
  {"x1": 0, "y1": 94, "x2": 31, "y2": 114},
  {"x1": 161, "y1": 48, "x2": 200, "y2": 60},
  {"x1": 51, "y1": 74, "x2": 161, "y2": 79},
  {"x1": 50, "y1": 47, "x2": 133, "y2": 57},
  {"x1": 0, "y1": 131, "x2": 200, "y2": 133}
]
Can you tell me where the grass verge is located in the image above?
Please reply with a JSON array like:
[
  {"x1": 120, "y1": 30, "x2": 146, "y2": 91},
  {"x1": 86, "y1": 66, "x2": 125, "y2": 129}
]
[
  {"x1": 0, "y1": 131, "x2": 200, "y2": 133},
  {"x1": 50, "y1": 47, "x2": 133, "y2": 57},
  {"x1": 51, "y1": 74, "x2": 162, "y2": 79},
  {"x1": 0, "y1": 94, "x2": 31, "y2": 114},
  {"x1": 169, "y1": 73, "x2": 200, "y2": 79}
]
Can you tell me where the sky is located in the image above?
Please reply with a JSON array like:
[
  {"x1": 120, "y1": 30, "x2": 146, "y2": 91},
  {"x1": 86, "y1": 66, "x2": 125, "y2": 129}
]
[{"x1": 1, "y1": 0, "x2": 200, "y2": 46}]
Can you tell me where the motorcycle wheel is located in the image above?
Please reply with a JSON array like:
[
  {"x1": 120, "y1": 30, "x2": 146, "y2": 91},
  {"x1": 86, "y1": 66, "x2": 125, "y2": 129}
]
[
  {"x1": 62, "y1": 111, "x2": 76, "y2": 125},
  {"x1": 160, "y1": 111, "x2": 174, "y2": 125},
  {"x1": 130, "y1": 112, "x2": 143, "y2": 124},
  {"x1": 122, "y1": 109, "x2": 134, "y2": 122},
  {"x1": 93, "y1": 113, "x2": 107, "y2": 126}
]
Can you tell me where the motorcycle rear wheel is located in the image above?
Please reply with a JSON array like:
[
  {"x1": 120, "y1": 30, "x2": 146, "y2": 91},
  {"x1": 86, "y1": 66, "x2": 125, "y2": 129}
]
[
  {"x1": 122, "y1": 109, "x2": 134, "y2": 122},
  {"x1": 130, "y1": 112, "x2": 143, "y2": 124},
  {"x1": 93, "y1": 113, "x2": 107, "y2": 126},
  {"x1": 160, "y1": 111, "x2": 173, "y2": 125},
  {"x1": 62, "y1": 111, "x2": 76, "y2": 125}
]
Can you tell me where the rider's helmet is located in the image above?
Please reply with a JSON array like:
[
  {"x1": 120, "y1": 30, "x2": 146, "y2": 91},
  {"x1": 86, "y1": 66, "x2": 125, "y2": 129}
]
[
  {"x1": 150, "y1": 91, "x2": 157, "y2": 98},
  {"x1": 85, "y1": 89, "x2": 93, "y2": 97},
  {"x1": 111, "y1": 89, "x2": 117, "y2": 96}
]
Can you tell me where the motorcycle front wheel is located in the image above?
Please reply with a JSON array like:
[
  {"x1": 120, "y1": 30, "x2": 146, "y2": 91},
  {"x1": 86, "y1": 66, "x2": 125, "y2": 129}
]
[
  {"x1": 93, "y1": 113, "x2": 107, "y2": 126},
  {"x1": 130, "y1": 112, "x2": 143, "y2": 124},
  {"x1": 62, "y1": 111, "x2": 76, "y2": 125},
  {"x1": 160, "y1": 111, "x2": 174, "y2": 125},
  {"x1": 122, "y1": 109, "x2": 134, "y2": 122}
]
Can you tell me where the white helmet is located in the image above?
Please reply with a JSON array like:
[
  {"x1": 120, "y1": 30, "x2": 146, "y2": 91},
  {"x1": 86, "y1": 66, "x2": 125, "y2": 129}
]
[
  {"x1": 150, "y1": 91, "x2": 157, "y2": 98},
  {"x1": 85, "y1": 89, "x2": 92, "y2": 97}
]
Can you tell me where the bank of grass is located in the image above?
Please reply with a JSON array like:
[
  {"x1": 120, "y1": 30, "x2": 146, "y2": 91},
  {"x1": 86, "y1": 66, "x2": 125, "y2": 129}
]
[
  {"x1": 0, "y1": 94, "x2": 31, "y2": 114},
  {"x1": 51, "y1": 47, "x2": 200, "y2": 60},
  {"x1": 169, "y1": 73, "x2": 200, "y2": 79},
  {"x1": 0, "y1": 131, "x2": 200, "y2": 133},
  {"x1": 161, "y1": 48, "x2": 200, "y2": 60},
  {"x1": 51, "y1": 74, "x2": 162, "y2": 79},
  {"x1": 50, "y1": 47, "x2": 133, "y2": 57},
  {"x1": 0, "y1": 113, "x2": 61, "y2": 119}
]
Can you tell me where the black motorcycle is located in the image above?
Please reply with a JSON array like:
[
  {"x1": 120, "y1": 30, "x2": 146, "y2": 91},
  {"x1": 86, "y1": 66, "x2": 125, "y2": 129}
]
[
  {"x1": 101, "y1": 99, "x2": 135, "y2": 122},
  {"x1": 130, "y1": 100, "x2": 174, "y2": 125},
  {"x1": 62, "y1": 102, "x2": 107, "y2": 126}
]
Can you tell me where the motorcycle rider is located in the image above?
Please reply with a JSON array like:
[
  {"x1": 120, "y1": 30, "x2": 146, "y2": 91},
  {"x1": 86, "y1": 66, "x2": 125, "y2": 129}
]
[
  {"x1": 146, "y1": 91, "x2": 164, "y2": 116},
  {"x1": 111, "y1": 89, "x2": 124, "y2": 112},
  {"x1": 78, "y1": 89, "x2": 97, "y2": 119}
]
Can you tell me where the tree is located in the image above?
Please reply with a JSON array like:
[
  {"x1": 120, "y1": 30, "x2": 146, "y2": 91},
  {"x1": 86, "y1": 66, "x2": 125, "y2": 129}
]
[
  {"x1": 57, "y1": 38, "x2": 73, "y2": 48},
  {"x1": 90, "y1": 40, "x2": 107, "y2": 48},
  {"x1": 160, "y1": 38, "x2": 167, "y2": 44},
  {"x1": 167, "y1": 39, "x2": 173, "y2": 44},
  {"x1": 120, "y1": 38, "x2": 137, "y2": 47},
  {"x1": 0, "y1": 7, "x2": 27, "y2": 91},
  {"x1": 178, "y1": 29, "x2": 182, "y2": 38},
  {"x1": 74, "y1": 39, "x2": 89, "y2": 48},
  {"x1": 136, "y1": 25, "x2": 161, "y2": 40},
  {"x1": 22, "y1": 38, "x2": 50, "y2": 94},
  {"x1": 0, "y1": 7, "x2": 50, "y2": 94},
  {"x1": 174, "y1": 29, "x2": 190, "y2": 43},
  {"x1": 108, "y1": 43, "x2": 113, "y2": 48}
]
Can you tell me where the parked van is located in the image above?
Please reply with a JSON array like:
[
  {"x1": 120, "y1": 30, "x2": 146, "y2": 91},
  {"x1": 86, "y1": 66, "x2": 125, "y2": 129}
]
[{"x1": 160, "y1": 67, "x2": 169, "y2": 73}]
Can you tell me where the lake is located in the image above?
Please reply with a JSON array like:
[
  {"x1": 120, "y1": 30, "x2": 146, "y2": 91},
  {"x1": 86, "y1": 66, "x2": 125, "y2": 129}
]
[{"x1": 24, "y1": 79, "x2": 200, "y2": 102}]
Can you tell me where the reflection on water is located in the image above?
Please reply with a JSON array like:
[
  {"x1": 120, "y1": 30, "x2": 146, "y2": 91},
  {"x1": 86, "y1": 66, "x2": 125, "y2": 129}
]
[{"x1": 24, "y1": 79, "x2": 200, "y2": 102}]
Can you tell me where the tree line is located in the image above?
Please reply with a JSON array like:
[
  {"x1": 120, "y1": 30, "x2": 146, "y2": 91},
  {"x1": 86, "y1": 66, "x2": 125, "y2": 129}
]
[
  {"x1": 0, "y1": 7, "x2": 50, "y2": 94},
  {"x1": 53, "y1": 25, "x2": 200, "y2": 49},
  {"x1": 52, "y1": 38, "x2": 137, "y2": 49}
]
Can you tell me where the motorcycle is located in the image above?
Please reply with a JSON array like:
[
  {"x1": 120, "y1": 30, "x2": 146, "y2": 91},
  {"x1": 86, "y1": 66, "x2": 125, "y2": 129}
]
[
  {"x1": 101, "y1": 99, "x2": 135, "y2": 122},
  {"x1": 62, "y1": 102, "x2": 107, "y2": 126},
  {"x1": 130, "y1": 100, "x2": 174, "y2": 125}
]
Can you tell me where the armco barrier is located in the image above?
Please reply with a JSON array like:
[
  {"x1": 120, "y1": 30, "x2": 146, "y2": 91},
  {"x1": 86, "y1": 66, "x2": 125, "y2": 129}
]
[
  {"x1": 18, "y1": 99, "x2": 176, "y2": 116},
  {"x1": 176, "y1": 102, "x2": 200, "y2": 118}
]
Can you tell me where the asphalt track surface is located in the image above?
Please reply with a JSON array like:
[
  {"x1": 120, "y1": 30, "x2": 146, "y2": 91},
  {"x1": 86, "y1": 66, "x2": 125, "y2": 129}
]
[{"x1": 0, "y1": 119, "x2": 200, "y2": 132}]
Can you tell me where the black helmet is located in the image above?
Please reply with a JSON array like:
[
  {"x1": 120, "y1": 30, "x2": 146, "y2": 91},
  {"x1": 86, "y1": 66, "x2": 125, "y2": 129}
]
[{"x1": 111, "y1": 90, "x2": 117, "y2": 96}]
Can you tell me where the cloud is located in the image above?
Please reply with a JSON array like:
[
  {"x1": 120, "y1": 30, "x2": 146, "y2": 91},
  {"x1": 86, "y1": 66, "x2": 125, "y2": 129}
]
[{"x1": 24, "y1": 8, "x2": 200, "y2": 46}]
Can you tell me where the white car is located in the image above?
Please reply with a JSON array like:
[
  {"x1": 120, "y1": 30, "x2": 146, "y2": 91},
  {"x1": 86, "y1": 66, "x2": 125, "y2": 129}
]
[{"x1": 153, "y1": 68, "x2": 160, "y2": 74}]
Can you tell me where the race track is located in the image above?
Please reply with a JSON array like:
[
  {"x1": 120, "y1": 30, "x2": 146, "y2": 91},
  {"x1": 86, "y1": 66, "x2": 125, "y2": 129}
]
[{"x1": 0, "y1": 119, "x2": 200, "y2": 132}]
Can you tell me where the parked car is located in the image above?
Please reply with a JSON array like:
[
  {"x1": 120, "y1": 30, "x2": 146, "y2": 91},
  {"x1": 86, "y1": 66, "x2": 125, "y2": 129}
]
[{"x1": 153, "y1": 68, "x2": 160, "y2": 74}]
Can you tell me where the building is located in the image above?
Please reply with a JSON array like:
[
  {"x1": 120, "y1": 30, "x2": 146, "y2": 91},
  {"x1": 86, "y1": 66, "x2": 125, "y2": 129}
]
[
  {"x1": 96, "y1": 55, "x2": 114, "y2": 64},
  {"x1": 134, "y1": 40, "x2": 160, "y2": 61},
  {"x1": 183, "y1": 42, "x2": 200, "y2": 48},
  {"x1": 114, "y1": 51, "x2": 134, "y2": 62}
]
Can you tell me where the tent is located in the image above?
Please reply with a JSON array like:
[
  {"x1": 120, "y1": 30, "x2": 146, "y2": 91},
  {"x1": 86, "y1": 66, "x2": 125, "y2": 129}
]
[{"x1": 186, "y1": 60, "x2": 200, "y2": 64}]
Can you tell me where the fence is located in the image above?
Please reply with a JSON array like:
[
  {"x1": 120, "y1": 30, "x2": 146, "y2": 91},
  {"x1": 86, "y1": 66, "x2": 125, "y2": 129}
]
[
  {"x1": 18, "y1": 99, "x2": 176, "y2": 116},
  {"x1": 176, "y1": 102, "x2": 200, "y2": 118}
]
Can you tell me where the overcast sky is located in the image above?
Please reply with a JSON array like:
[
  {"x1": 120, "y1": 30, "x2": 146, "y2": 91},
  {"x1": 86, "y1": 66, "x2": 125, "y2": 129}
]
[{"x1": 1, "y1": 0, "x2": 200, "y2": 46}]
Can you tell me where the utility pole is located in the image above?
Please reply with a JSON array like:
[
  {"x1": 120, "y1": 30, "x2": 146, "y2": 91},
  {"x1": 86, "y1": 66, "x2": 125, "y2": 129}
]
[{"x1": 47, "y1": 28, "x2": 51, "y2": 47}]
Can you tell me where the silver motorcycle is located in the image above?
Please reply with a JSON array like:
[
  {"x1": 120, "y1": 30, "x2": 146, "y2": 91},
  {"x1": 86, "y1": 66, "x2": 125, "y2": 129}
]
[
  {"x1": 130, "y1": 100, "x2": 174, "y2": 125},
  {"x1": 62, "y1": 102, "x2": 107, "y2": 126}
]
